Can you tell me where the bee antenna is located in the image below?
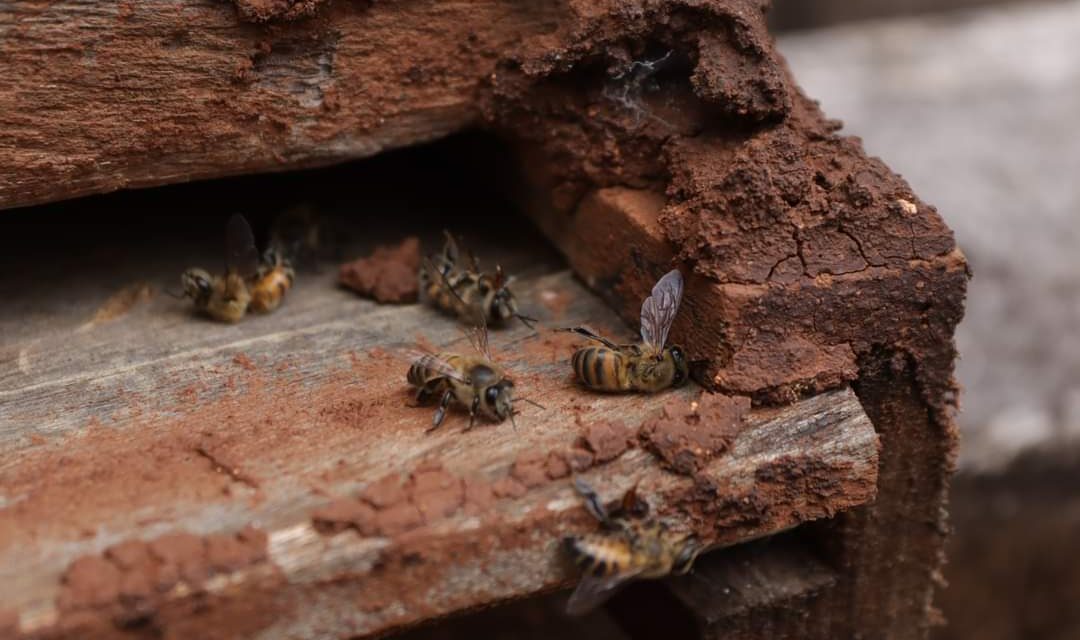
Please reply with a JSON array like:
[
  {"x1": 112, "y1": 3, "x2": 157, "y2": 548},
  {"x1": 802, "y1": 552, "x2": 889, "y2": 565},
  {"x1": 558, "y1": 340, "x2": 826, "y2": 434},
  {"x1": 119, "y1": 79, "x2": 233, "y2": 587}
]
[
  {"x1": 509, "y1": 410, "x2": 518, "y2": 431},
  {"x1": 516, "y1": 313, "x2": 538, "y2": 331},
  {"x1": 519, "y1": 397, "x2": 546, "y2": 410}
]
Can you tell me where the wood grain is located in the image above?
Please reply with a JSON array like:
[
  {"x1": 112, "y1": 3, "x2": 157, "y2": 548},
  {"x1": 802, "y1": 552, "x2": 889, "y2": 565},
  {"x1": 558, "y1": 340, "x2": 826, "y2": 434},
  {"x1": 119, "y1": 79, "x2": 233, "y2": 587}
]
[
  {"x1": 667, "y1": 536, "x2": 836, "y2": 628},
  {"x1": 0, "y1": 0, "x2": 562, "y2": 210}
]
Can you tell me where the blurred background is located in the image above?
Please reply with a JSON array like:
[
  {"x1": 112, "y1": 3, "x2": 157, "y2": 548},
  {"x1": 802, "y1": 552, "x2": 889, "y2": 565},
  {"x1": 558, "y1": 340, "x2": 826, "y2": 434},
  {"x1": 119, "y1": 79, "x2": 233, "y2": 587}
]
[{"x1": 770, "y1": 0, "x2": 1080, "y2": 637}]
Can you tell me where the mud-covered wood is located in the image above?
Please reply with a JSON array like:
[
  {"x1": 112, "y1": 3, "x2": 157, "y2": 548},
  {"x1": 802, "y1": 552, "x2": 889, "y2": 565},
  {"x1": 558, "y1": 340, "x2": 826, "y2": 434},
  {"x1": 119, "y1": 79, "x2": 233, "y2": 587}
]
[
  {"x1": 0, "y1": 0, "x2": 550, "y2": 210},
  {"x1": 0, "y1": 225, "x2": 879, "y2": 638}
]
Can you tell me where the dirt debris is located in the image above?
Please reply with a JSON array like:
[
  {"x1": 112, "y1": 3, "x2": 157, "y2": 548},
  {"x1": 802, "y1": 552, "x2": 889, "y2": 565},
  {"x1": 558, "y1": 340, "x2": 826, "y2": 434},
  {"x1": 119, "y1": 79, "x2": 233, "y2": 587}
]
[
  {"x1": 78, "y1": 282, "x2": 154, "y2": 331},
  {"x1": 639, "y1": 392, "x2": 751, "y2": 475},
  {"x1": 577, "y1": 420, "x2": 634, "y2": 464},
  {"x1": 57, "y1": 527, "x2": 269, "y2": 616},
  {"x1": 339, "y1": 236, "x2": 421, "y2": 304},
  {"x1": 232, "y1": 0, "x2": 328, "y2": 23}
]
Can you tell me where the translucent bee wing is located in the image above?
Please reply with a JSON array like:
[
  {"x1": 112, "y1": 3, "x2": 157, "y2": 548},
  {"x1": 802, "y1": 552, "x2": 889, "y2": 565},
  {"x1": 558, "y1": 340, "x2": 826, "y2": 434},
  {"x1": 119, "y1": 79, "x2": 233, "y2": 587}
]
[
  {"x1": 225, "y1": 214, "x2": 260, "y2": 279},
  {"x1": 639, "y1": 269, "x2": 684, "y2": 351},
  {"x1": 462, "y1": 323, "x2": 493, "y2": 362},
  {"x1": 440, "y1": 230, "x2": 462, "y2": 268},
  {"x1": 401, "y1": 348, "x2": 469, "y2": 383},
  {"x1": 565, "y1": 569, "x2": 643, "y2": 617}
]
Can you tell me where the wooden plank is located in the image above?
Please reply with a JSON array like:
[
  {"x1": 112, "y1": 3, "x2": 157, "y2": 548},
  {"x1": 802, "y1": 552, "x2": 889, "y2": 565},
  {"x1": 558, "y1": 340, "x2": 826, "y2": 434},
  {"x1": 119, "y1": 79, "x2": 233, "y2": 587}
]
[
  {"x1": 601, "y1": 535, "x2": 836, "y2": 640},
  {"x1": 5, "y1": 377, "x2": 876, "y2": 637},
  {"x1": 0, "y1": 0, "x2": 563, "y2": 210},
  {"x1": 666, "y1": 537, "x2": 836, "y2": 628}
]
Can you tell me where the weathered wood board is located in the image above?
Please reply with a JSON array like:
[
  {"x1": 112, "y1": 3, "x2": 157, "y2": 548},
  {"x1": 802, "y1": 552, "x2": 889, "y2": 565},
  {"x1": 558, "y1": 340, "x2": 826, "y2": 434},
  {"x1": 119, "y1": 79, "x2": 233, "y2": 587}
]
[
  {"x1": 0, "y1": 0, "x2": 566, "y2": 209},
  {"x1": 0, "y1": 218, "x2": 879, "y2": 637},
  {"x1": 666, "y1": 536, "x2": 837, "y2": 637}
]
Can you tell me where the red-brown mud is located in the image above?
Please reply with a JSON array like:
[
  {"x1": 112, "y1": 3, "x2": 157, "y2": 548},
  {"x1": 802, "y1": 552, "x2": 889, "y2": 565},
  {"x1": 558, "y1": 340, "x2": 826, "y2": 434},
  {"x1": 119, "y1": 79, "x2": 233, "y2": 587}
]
[
  {"x1": 56, "y1": 527, "x2": 269, "y2": 626},
  {"x1": 339, "y1": 236, "x2": 421, "y2": 304},
  {"x1": 639, "y1": 392, "x2": 751, "y2": 475},
  {"x1": 232, "y1": 0, "x2": 329, "y2": 23}
]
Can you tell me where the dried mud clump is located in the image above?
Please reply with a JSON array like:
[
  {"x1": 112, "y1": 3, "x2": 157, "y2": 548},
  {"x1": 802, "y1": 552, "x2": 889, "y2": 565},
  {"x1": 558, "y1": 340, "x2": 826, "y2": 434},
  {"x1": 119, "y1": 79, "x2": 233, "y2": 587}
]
[
  {"x1": 311, "y1": 463, "x2": 468, "y2": 537},
  {"x1": 577, "y1": 420, "x2": 634, "y2": 464},
  {"x1": 55, "y1": 527, "x2": 269, "y2": 627},
  {"x1": 639, "y1": 392, "x2": 751, "y2": 475},
  {"x1": 339, "y1": 236, "x2": 421, "y2": 304}
]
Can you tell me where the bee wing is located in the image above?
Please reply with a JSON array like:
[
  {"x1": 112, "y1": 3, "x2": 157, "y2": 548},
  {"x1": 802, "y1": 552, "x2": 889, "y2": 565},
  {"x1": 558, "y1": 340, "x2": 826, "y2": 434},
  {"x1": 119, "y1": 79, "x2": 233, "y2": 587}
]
[
  {"x1": 402, "y1": 349, "x2": 470, "y2": 383},
  {"x1": 639, "y1": 269, "x2": 684, "y2": 351},
  {"x1": 462, "y1": 323, "x2": 493, "y2": 362},
  {"x1": 565, "y1": 569, "x2": 644, "y2": 617},
  {"x1": 440, "y1": 230, "x2": 461, "y2": 268},
  {"x1": 226, "y1": 214, "x2": 260, "y2": 279}
]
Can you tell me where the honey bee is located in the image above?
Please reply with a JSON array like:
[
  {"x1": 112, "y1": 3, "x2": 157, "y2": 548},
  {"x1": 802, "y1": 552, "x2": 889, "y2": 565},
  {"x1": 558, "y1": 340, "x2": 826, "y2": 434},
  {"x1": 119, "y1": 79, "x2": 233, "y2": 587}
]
[
  {"x1": 406, "y1": 323, "x2": 518, "y2": 431},
  {"x1": 248, "y1": 247, "x2": 295, "y2": 314},
  {"x1": 562, "y1": 269, "x2": 689, "y2": 393},
  {"x1": 420, "y1": 231, "x2": 535, "y2": 329},
  {"x1": 563, "y1": 477, "x2": 700, "y2": 615},
  {"x1": 180, "y1": 214, "x2": 260, "y2": 323}
]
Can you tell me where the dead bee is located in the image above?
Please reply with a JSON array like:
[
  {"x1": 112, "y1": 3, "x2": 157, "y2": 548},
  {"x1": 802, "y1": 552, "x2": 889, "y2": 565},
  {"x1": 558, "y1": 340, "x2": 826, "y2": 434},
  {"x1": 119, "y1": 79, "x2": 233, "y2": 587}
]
[
  {"x1": 180, "y1": 214, "x2": 260, "y2": 323},
  {"x1": 406, "y1": 323, "x2": 517, "y2": 431},
  {"x1": 420, "y1": 231, "x2": 535, "y2": 329},
  {"x1": 248, "y1": 246, "x2": 295, "y2": 314},
  {"x1": 561, "y1": 269, "x2": 689, "y2": 393},
  {"x1": 563, "y1": 477, "x2": 700, "y2": 616}
]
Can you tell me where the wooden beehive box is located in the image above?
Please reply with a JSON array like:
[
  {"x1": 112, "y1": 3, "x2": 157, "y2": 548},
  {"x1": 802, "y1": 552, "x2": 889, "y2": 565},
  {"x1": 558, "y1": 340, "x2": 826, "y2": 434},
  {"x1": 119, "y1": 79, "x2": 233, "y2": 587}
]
[{"x1": 0, "y1": 1, "x2": 968, "y2": 639}]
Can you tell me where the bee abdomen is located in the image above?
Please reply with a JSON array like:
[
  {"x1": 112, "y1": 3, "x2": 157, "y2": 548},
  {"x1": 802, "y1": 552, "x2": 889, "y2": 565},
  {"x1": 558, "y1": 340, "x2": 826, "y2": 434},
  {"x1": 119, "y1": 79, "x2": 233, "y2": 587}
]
[
  {"x1": 407, "y1": 353, "x2": 459, "y2": 387},
  {"x1": 564, "y1": 535, "x2": 629, "y2": 577},
  {"x1": 571, "y1": 347, "x2": 626, "y2": 391}
]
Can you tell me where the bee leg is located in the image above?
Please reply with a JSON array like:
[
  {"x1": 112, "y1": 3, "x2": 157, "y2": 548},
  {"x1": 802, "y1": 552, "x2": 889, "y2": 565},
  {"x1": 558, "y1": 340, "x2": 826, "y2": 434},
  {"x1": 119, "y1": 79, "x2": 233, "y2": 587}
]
[
  {"x1": 465, "y1": 394, "x2": 480, "y2": 431},
  {"x1": 560, "y1": 326, "x2": 620, "y2": 350},
  {"x1": 428, "y1": 389, "x2": 454, "y2": 432},
  {"x1": 415, "y1": 379, "x2": 439, "y2": 405}
]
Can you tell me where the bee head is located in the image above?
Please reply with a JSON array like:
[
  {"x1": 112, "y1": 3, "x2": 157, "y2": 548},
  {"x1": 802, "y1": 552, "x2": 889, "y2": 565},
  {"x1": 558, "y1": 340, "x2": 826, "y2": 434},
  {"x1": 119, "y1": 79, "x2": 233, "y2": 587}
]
[
  {"x1": 181, "y1": 268, "x2": 213, "y2": 302},
  {"x1": 485, "y1": 379, "x2": 515, "y2": 421},
  {"x1": 667, "y1": 345, "x2": 689, "y2": 387}
]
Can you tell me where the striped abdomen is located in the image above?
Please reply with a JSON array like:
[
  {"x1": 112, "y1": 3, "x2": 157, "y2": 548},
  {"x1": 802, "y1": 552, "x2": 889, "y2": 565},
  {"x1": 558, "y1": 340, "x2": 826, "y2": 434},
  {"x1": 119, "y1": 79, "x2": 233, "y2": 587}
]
[
  {"x1": 249, "y1": 266, "x2": 294, "y2": 313},
  {"x1": 564, "y1": 534, "x2": 634, "y2": 577},
  {"x1": 424, "y1": 271, "x2": 489, "y2": 321},
  {"x1": 571, "y1": 347, "x2": 630, "y2": 392},
  {"x1": 407, "y1": 352, "x2": 464, "y2": 388}
]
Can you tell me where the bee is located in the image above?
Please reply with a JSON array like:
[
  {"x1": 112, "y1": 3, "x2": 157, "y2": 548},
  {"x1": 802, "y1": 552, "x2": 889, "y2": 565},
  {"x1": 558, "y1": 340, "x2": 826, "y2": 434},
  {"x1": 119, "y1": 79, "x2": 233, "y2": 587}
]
[
  {"x1": 406, "y1": 323, "x2": 518, "y2": 431},
  {"x1": 562, "y1": 269, "x2": 689, "y2": 393},
  {"x1": 180, "y1": 214, "x2": 260, "y2": 323},
  {"x1": 407, "y1": 264, "x2": 543, "y2": 431},
  {"x1": 420, "y1": 231, "x2": 535, "y2": 329},
  {"x1": 563, "y1": 477, "x2": 700, "y2": 615},
  {"x1": 248, "y1": 246, "x2": 295, "y2": 314}
]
